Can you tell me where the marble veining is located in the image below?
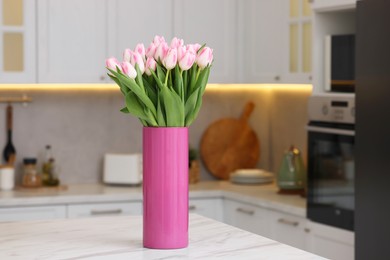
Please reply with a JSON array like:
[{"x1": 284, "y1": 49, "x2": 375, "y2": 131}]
[
  {"x1": 0, "y1": 181, "x2": 306, "y2": 217},
  {"x1": 0, "y1": 214, "x2": 324, "y2": 260}
]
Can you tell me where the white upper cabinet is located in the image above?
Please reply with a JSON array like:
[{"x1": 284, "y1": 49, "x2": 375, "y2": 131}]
[
  {"x1": 107, "y1": 0, "x2": 173, "y2": 63},
  {"x1": 173, "y1": 0, "x2": 237, "y2": 83},
  {"x1": 0, "y1": 0, "x2": 36, "y2": 83},
  {"x1": 37, "y1": 0, "x2": 107, "y2": 83},
  {"x1": 238, "y1": 0, "x2": 285, "y2": 83}
]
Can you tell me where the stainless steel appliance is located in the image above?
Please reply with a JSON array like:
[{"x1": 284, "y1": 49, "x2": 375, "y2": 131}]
[{"x1": 306, "y1": 93, "x2": 355, "y2": 231}]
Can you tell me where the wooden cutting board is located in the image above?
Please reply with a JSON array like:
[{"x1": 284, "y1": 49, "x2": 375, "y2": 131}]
[{"x1": 200, "y1": 102, "x2": 260, "y2": 180}]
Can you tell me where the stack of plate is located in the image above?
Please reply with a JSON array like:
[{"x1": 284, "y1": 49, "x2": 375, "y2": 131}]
[{"x1": 230, "y1": 169, "x2": 274, "y2": 185}]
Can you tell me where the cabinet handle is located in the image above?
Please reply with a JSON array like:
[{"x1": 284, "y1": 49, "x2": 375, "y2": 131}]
[
  {"x1": 90, "y1": 209, "x2": 123, "y2": 215},
  {"x1": 100, "y1": 75, "x2": 106, "y2": 81},
  {"x1": 304, "y1": 228, "x2": 311, "y2": 233},
  {"x1": 189, "y1": 205, "x2": 197, "y2": 211},
  {"x1": 236, "y1": 207, "x2": 255, "y2": 215},
  {"x1": 278, "y1": 218, "x2": 299, "y2": 227},
  {"x1": 274, "y1": 75, "x2": 281, "y2": 81}
]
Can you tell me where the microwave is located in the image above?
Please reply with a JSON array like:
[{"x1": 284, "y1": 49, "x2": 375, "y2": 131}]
[{"x1": 324, "y1": 34, "x2": 355, "y2": 93}]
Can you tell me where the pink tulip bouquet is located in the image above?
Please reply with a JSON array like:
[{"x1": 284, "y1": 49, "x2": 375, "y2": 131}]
[{"x1": 105, "y1": 35, "x2": 213, "y2": 127}]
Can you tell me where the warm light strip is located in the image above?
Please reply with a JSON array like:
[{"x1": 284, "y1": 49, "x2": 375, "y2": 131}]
[{"x1": 0, "y1": 83, "x2": 312, "y2": 92}]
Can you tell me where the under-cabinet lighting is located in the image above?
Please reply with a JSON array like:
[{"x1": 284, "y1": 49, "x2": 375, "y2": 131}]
[{"x1": 0, "y1": 84, "x2": 312, "y2": 92}]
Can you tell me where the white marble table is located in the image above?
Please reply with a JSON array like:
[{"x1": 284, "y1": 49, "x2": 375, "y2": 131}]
[{"x1": 0, "y1": 214, "x2": 324, "y2": 260}]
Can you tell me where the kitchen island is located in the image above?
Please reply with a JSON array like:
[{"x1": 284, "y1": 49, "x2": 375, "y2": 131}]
[{"x1": 0, "y1": 214, "x2": 324, "y2": 259}]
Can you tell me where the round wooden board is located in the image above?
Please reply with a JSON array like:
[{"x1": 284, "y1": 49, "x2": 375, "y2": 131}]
[{"x1": 200, "y1": 102, "x2": 260, "y2": 180}]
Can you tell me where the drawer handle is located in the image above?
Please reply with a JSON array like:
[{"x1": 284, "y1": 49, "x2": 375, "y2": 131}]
[
  {"x1": 189, "y1": 205, "x2": 197, "y2": 211},
  {"x1": 90, "y1": 209, "x2": 123, "y2": 215},
  {"x1": 236, "y1": 208, "x2": 255, "y2": 215},
  {"x1": 278, "y1": 218, "x2": 299, "y2": 227}
]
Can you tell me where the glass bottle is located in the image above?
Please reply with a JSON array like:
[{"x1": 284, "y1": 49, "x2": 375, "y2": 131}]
[
  {"x1": 42, "y1": 145, "x2": 59, "y2": 186},
  {"x1": 22, "y1": 158, "x2": 41, "y2": 188}
]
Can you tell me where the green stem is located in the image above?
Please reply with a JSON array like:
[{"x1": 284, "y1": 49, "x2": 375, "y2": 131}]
[{"x1": 165, "y1": 70, "x2": 170, "y2": 87}]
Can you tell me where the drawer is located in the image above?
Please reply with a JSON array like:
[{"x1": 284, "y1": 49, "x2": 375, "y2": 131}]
[
  {"x1": 188, "y1": 198, "x2": 223, "y2": 221},
  {"x1": 67, "y1": 202, "x2": 142, "y2": 218},
  {"x1": 0, "y1": 205, "x2": 67, "y2": 221}
]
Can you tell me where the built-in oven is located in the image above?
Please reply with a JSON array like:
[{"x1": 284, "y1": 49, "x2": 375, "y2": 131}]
[{"x1": 306, "y1": 93, "x2": 355, "y2": 231}]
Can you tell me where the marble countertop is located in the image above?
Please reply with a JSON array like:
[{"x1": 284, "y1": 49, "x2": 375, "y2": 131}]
[
  {"x1": 0, "y1": 181, "x2": 306, "y2": 217},
  {"x1": 0, "y1": 214, "x2": 323, "y2": 260}
]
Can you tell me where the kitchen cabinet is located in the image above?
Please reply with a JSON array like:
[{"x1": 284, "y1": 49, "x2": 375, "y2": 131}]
[
  {"x1": 223, "y1": 199, "x2": 272, "y2": 238},
  {"x1": 268, "y1": 210, "x2": 308, "y2": 250},
  {"x1": 0, "y1": 0, "x2": 36, "y2": 83},
  {"x1": 238, "y1": 0, "x2": 285, "y2": 83},
  {"x1": 0, "y1": 205, "x2": 66, "y2": 221},
  {"x1": 37, "y1": 0, "x2": 108, "y2": 83},
  {"x1": 306, "y1": 221, "x2": 354, "y2": 260},
  {"x1": 37, "y1": 0, "x2": 173, "y2": 83},
  {"x1": 188, "y1": 198, "x2": 223, "y2": 222},
  {"x1": 67, "y1": 201, "x2": 142, "y2": 218},
  {"x1": 173, "y1": 0, "x2": 237, "y2": 83},
  {"x1": 283, "y1": 0, "x2": 313, "y2": 83}
]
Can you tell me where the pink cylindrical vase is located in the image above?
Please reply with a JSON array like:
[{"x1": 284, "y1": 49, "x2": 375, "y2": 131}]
[{"x1": 143, "y1": 127, "x2": 189, "y2": 249}]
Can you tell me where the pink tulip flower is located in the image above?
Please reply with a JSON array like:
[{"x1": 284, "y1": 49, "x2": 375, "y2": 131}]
[
  {"x1": 170, "y1": 37, "x2": 184, "y2": 49},
  {"x1": 153, "y1": 35, "x2": 165, "y2": 46},
  {"x1": 187, "y1": 43, "x2": 202, "y2": 54},
  {"x1": 130, "y1": 52, "x2": 145, "y2": 74},
  {"x1": 145, "y1": 42, "x2": 157, "y2": 58},
  {"x1": 135, "y1": 43, "x2": 146, "y2": 62},
  {"x1": 177, "y1": 46, "x2": 186, "y2": 61},
  {"x1": 145, "y1": 57, "x2": 157, "y2": 76},
  {"x1": 196, "y1": 47, "x2": 213, "y2": 69},
  {"x1": 154, "y1": 41, "x2": 169, "y2": 62},
  {"x1": 163, "y1": 48, "x2": 178, "y2": 70},
  {"x1": 106, "y1": 57, "x2": 121, "y2": 71},
  {"x1": 121, "y1": 61, "x2": 137, "y2": 79},
  {"x1": 179, "y1": 50, "x2": 196, "y2": 71},
  {"x1": 123, "y1": 49, "x2": 133, "y2": 63}
]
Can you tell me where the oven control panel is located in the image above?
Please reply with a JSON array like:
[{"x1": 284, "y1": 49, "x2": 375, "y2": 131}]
[{"x1": 308, "y1": 93, "x2": 355, "y2": 124}]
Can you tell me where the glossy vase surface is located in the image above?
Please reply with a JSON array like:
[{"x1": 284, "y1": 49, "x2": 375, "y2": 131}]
[{"x1": 143, "y1": 127, "x2": 189, "y2": 249}]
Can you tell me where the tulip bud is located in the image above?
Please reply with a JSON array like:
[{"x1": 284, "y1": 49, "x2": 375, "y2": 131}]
[
  {"x1": 187, "y1": 44, "x2": 201, "y2": 54},
  {"x1": 135, "y1": 43, "x2": 146, "y2": 62},
  {"x1": 123, "y1": 49, "x2": 133, "y2": 63},
  {"x1": 106, "y1": 57, "x2": 121, "y2": 72},
  {"x1": 130, "y1": 52, "x2": 145, "y2": 74},
  {"x1": 196, "y1": 47, "x2": 213, "y2": 69},
  {"x1": 163, "y1": 48, "x2": 178, "y2": 70},
  {"x1": 153, "y1": 35, "x2": 165, "y2": 46},
  {"x1": 179, "y1": 50, "x2": 196, "y2": 71},
  {"x1": 145, "y1": 42, "x2": 157, "y2": 58},
  {"x1": 170, "y1": 37, "x2": 184, "y2": 49},
  {"x1": 145, "y1": 57, "x2": 157, "y2": 76},
  {"x1": 177, "y1": 46, "x2": 186, "y2": 61},
  {"x1": 154, "y1": 41, "x2": 169, "y2": 62},
  {"x1": 121, "y1": 61, "x2": 137, "y2": 79}
]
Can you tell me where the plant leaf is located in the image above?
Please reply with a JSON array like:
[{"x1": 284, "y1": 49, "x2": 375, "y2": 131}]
[
  {"x1": 125, "y1": 91, "x2": 157, "y2": 126},
  {"x1": 185, "y1": 87, "x2": 203, "y2": 126},
  {"x1": 156, "y1": 63, "x2": 166, "y2": 83},
  {"x1": 157, "y1": 92, "x2": 166, "y2": 126},
  {"x1": 134, "y1": 64, "x2": 145, "y2": 93},
  {"x1": 185, "y1": 88, "x2": 199, "y2": 123},
  {"x1": 120, "y1": 107, "x2": 129, "y2": 113},
  {"x1": 161, "y1": 87, "x2": 184, "y2": 126}
]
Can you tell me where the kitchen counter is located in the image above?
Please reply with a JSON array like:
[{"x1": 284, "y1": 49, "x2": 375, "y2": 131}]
[
  {"x1": 0, "y1": 214, "x2": 322, "y2": 260},
  {"x1": 0, "y1": 181, "x2": 306, "y2": 217}
]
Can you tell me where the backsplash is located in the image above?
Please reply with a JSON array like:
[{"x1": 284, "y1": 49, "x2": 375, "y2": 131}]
[{"x1": 0, "y1": 85, "x2": 311, "y2": 184}]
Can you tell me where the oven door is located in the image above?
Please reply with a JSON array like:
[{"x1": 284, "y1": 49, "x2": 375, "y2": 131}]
[{"x1": 306, "y1": 122, "x2": 355, "y2": 231}]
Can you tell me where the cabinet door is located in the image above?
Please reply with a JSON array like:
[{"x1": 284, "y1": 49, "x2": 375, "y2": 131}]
[
  {"x1": 223, "y1": 199, "x2": 271, "y2": 238},
  {"x1": 173, "y1": 0, "x2": 237, "y2": 83},
  {"x1": 306, "y1": 221, "x2": 354, "y2": 260},
  {"x1": 268, "y1": 210, "x2": 308, "y2": 251},
  {"x1": 107, "y1": 0, "x2": 173, "y2": 60},
  {"x1": 189, "y1": 198, "x2": 223, "y2": 222},
  {"x1": 37, "y1": 0, "x2": 107, "y2": 83},
  {"x1": 67, "y1": 202, "x2": 142, "y2": 218},
  {"x1": 0, "y1": 206, "x2": 66, "y2": 221},
  {"x1": 0, "y1": 0, "x2": 36, "y2": 83},
  {"x1": 238, "y1": 0, "x2": 285, "y2": 83}
]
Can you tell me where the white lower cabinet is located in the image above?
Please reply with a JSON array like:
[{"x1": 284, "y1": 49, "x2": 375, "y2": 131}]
[
  {"x1": 306, "y1": 221, "x2": 354, "y2": 260},
  {"x1": 67, "y1": 202, "x2": 142, "y2": 218},
  {"x1": 189, "y1": 198, "x2": 223, "y2": 222},
  {"x1": 268, "y1": 210, "x2": 308, "y2": 251},
  {"x1": 223, "y1": 199, "x2": 272, "y2": 238},
  {"x1": 0, "y1": 205, "x2": 66, "y2": 221}
]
